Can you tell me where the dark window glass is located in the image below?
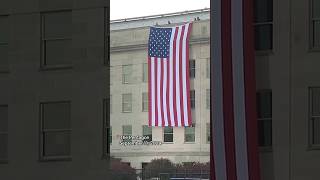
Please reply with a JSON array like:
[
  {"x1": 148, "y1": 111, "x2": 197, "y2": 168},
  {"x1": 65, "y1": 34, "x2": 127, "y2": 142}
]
[
  {"x1": 43, "y1": 131, "x2": 71, "y2": 157},
  {"x1": 189, "y1": 59, "x2": 195, "y2": 78},
  {"x1": 0, "y1": 16, "x2": 9, "y2": 72},
  {"x1": 206, "y1": 123, "x2": 210, "y2": 143},
  {"x1": 41, "y1": 11, "x2": 72, "y2": 68},
  {"x1": 313, "y1": 0, "x2": 320, "y2": 19},
  {"x1": 122, "y1": 125, "x2": 132, "y2": 143},
  {"x1": 256, "y1": 90, "x2": 272, "y2": 147},
  {"x1": 254, "y1": 24, "x2": 273, "y2": 51},
  {"x1": 44, "y1": 40, "x2": 71, "y2": 66},
  {"x1": 254, "y1": 0, "x2": 273, "y2": 23},
  {"x1": 314, "y1": 21, "x2": 320, "y2": 48},
  {"x1": 254, "y1": 0, "x2": 273, "y2": 50},
  {"x1": 142, "y1": 92, "x2": 148, "y2": 112},
  {"x1": 185, "y1": 126, "x2": 195, "y2": 143},
  {"x1": 0, "y1": 105, "x2": 8, "y2": 162},
  {"x1": 310, "y1": 87, "x2": 320, "y2": 145},
  {"x1": 190, "y1": 90, "x2": 195, "y2": 109},
  {"x1": 40, "y1": 101, "x2": 71, "y2": 159},
  {"x1": 142, "y1": 125, "x2": 152, "y2": 142},
  {"x1": 164, "y1": 127, "x2": 173, "y2": 143}
]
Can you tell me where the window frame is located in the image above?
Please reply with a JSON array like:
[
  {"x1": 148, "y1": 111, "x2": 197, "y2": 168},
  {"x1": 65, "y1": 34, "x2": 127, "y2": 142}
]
[
  {"x1": 256, "y1": 89, "x2": 273, "y2": 151},
  {"x1": 253, "y1": 0, "x2": 274, "y2": 52},
  {"x1": 0, "y1": 15, "x2": 9, "y2": 73},
  {"x1": 39, "y1": 101, "x2": 72, "y2": 161},
  {"x1": 122, "y1": 93, "x2": 132, "y2": 113},
  {"x1": 122, "y1": 64, "x2": 132, "y2": 84},
  {"x1": 122, "y1": 125, "x2": 132, "y2": 143},
  {"x1": 190, "y1": 90, "x2": 195, "y2": 109},
  {"x1": 40, "y1": 10, "x2": 73, "y2": 71},
  {"x1": 310, "y1": 0, "x2": 320, "y2": 50},
  {"x1": 184, "y1": 125, "x2": 195, "y2": 143},
  {"x1": 308, "y1": 87, "x2": 320, "y2": 149},
  {"x1": 189, "y1": 59, "x2": 196, "y2": 78},
  {"x1": 142, "y1": 92, "x2": 148, "y2": 112},
  {"x1": 142, "y1": 125, "x2": 152, "y2": 142},
  {"x1": 0, "y1": 104, "x2": 8, "y2": 163},
  {"x1": 163, "y1": 127, "x2": 174, "y2": 143}
]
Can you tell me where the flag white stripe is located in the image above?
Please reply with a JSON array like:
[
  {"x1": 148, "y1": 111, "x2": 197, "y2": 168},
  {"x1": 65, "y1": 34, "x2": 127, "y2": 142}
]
[
  {"x1": 212, "y1": 0, "x2": 228, "y2": 179},
  {"x1": 232, "y1": 0, "x2": 249, "y2": 179},
  {"x1": 169, "y1": 28, "x2": 176, "y2": 126},
  {"x1": 151, "y1": 57, "x2": 156, "y2": 126},
  {"x1": 182, "y1": 24, "x2": 189, "y2": 126},
  {"x1": 175, "y1": 26, "x2": 182, "y2": 127},
  {"x1": 157, "y1": 57, "x2": 162, "y2": 126},
  {"x1": 163, "y1": 58, "x2": 169, "y2": 126}
]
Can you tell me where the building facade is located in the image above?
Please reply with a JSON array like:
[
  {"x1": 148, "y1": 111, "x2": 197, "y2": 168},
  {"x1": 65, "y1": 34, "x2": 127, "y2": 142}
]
[
  {"x1": 110, "y1": 9, "x2": 211, "y2": 170},
  {"x1": 110, "y1": 1, "x2": 320, "y2": 179},
  {"x1": 0, "y1": 0, "x2": 111, "y2": 179}
]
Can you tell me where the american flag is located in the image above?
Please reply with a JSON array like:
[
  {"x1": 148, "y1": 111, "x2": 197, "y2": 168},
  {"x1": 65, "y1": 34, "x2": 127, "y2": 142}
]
[
  {"x1": 148, "y1": 23, "x2": 192, "y2": 127},
  {"x1": 210, "y1": 0, "x2": 261, "y2": 179}
]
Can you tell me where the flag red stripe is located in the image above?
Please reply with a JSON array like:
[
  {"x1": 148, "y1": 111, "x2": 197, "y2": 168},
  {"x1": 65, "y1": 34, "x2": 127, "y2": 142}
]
[
  {"x1": 222, "y1": 0, "x2": 237, "y2": 179},
  {"x1": 172, "y1": 27, "x2": 179, "y2": 126},
  {"x1": 160, "y1": 58, "x2": 165, "y2": 126},
  {"x1": 154, "y1": 58, "x2": 159, "y2": 126},
  {"x1": 179, "y1": 25, "x2": 186, "y2": 126},
  {"x1": 148, "y1": 57, "x2": 152, "y2": 126},
  {"x1": 167, "y1": 57, "x2": 172, "y2": 126},
  {"x1": 186, "y1": 23, "x2": 192, "y2": 125},
  {"x1": 243, "y1": 0, "x2": 261, "y2": 179}
]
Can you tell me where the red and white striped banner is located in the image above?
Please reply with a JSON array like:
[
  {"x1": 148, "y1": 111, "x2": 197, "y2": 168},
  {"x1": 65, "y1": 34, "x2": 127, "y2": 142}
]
[{"x1": 210, "y1": 0, "x2": 261, "y2": 179}]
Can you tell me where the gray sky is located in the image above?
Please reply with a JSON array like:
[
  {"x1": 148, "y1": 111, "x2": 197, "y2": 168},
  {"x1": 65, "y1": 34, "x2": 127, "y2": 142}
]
[{"x1": 110, "y1": 0, "x2": 210, "y2": 20}]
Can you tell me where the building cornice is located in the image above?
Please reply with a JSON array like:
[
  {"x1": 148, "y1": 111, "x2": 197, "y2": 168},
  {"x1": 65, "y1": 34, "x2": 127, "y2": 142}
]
[{"x1": 110, "y1": 151, "x2": 210, "y2": 157}]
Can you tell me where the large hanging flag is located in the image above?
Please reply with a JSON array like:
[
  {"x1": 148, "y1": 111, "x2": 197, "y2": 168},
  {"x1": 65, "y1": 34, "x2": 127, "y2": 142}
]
[
  {"x1": 148, "y1": 23, "x2": 192, "y2": 127},
  {"x1": 210, "y1": 0, "x2": 261, "y2": 179}
]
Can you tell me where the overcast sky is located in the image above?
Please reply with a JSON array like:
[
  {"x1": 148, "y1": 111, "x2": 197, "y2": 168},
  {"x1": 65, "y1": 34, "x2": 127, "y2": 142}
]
[{"x1": 110, "y1": 0, "x2": 210, "y2": 20}]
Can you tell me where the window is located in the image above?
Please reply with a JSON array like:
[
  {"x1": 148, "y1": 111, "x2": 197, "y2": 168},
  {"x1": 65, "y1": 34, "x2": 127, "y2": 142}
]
[
  {"x1": 103, "y1": 98, "x2": 111, "y2": 158},
  {"x1": 190, "y1": 90, "x2": 195, "y2": 109},
  {"x1": 311, "y1": 0, "x2": 320, "y2": 48},
  {"x1": 184, "y1": 126, "x2": 195, "y2": 143},
  {"x1": 309, "y1": 87, "x2": 320, "y2": 146},
  {"x1": 0, "y1": 16, "x2": 9, "y2": 72},
  {"x1": 254, "y1": 0, "x2": 273, "y2": 50},
  {"x1": 142, "y1": 92, "x2": 148, "y2": 112},
  {"x1": 206, "y1": 89, "x2": 210, "y2": 109},
  {"x1": 142, "y1": 125, "x2": 152, "y2": 142},
  {"x1": 40, "y1": 101, "x2": 71, "y2": 160},
  {"x1": 143, "y1": 63, "x2": 148, "y2": 82},
  {"x1": 206, "y1": 123, "x2": 210, "y2": 143},
  {"x1": 0, "y1": 105, "x2": 8, "y2": 163},
  {"x1": 189, "y1": 59, "x2": 195, "y2": 78},
  {"x1": 122, "y1": 93, "x2": 132, "y2": 112},
  {"x1": 122, "y1": 64, "x2": 132, "y2": 84},
  {"x1": 163, "y1": 127, "x2": 173, "y2": 143},
  {"x1": 256, "y1": 90, "x2": 272, "y2": 147},
  {"x1": 122, "y1": 125, "x2": 132, "y2": 143},
  {"x1": 41, "y1": 11, "x2": 72, "y2": 69}
]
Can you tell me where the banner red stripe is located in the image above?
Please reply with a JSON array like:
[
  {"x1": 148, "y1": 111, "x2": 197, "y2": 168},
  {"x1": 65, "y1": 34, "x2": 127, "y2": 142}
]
[
  {"x1": 167, "y1": 56, "x2": 172, "y2": 126},
  {"x1": 222, "y1": 0, "x2": 237, "y2": 179},
  {"x1": 148, "y1": 57, "x2": 152, "y2": 126},
  {"x1": 185, "y1": 23, "x2": 192, "y2": 125},
  {"x1": 179, "y1": 25, "x2": 186, "y2": 126},
  {"x1": 172, "y1": 27, "x2": 179, "y2": 126},
  {"x1": 243, "y1": 0, "x2": 261, "y2": 179},
  {"x1": 160, "y1": 58, "x2": 165, "y2": 126},
  {"x1": 154, "y1": 58, "x2": 159, "y2": 126}
]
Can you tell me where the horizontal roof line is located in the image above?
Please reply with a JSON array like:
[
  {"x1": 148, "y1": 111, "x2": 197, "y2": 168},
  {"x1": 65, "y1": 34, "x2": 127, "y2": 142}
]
[{"x1": 110, "y1": 8, "x2": 210, "y2": 23}]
